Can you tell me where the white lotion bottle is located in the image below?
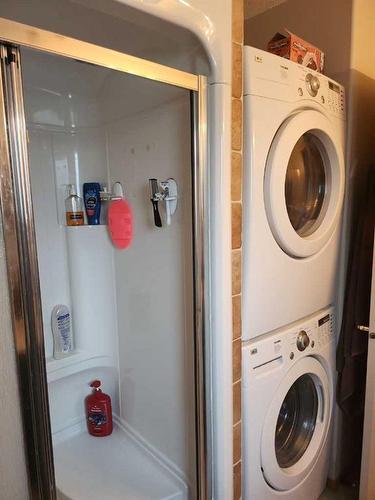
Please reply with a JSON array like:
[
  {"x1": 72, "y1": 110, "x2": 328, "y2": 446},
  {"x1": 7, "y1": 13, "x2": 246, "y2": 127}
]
[{"x1": 51, "y1": 304, "x2": 74, "y2": 359}]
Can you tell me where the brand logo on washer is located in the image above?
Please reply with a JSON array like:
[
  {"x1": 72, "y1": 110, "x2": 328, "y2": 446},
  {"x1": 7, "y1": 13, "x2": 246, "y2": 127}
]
[{"x1": 255, "y1": 55, "x2": 263, "y2": 63}]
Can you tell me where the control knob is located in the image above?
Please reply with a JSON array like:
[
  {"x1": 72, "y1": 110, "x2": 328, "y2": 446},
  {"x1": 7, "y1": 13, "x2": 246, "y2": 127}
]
[
  {"x1": 296, "y1": 330, "x2": 310, "y2": 351},
  {"x1": 306, "y1": 73, "x2": 320, "y2": 97}
]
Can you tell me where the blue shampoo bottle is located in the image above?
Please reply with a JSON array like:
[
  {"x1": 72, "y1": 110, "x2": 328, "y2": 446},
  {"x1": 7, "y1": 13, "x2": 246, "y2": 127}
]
[{"x1": 83, "y1": 183, "x2": 101, "y2": 225}]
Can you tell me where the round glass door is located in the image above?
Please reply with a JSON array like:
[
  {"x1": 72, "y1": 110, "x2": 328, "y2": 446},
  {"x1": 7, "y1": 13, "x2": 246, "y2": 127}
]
[
  {"x1": 275, "y1": 374, "x2": 318, "y2": 468},
  {"x1": 264, "y1": 110, "x2": 345, "y2": 258},
  {"x1": 285, "y1": 134, "x2": 326, "y2": 237},
  {"x1": 261, "y1": 357, "x2": 331, "y2": 491}
]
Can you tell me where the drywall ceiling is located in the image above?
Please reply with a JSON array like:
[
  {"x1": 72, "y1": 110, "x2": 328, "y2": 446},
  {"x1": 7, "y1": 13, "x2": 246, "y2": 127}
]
[{"x1": 245, "y1": 0, "x2": 288, "y2": 19}]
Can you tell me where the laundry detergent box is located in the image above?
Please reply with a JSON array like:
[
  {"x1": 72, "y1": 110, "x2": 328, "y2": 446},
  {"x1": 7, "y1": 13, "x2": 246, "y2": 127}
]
[{"x1": 267, "y1": 30, "x2": 325, "y2": 73}]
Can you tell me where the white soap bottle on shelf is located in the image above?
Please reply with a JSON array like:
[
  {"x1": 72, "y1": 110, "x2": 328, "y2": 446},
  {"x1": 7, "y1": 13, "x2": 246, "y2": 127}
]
[{"x1": 51, "y1": 304, "x2": 74, "y2": 359}]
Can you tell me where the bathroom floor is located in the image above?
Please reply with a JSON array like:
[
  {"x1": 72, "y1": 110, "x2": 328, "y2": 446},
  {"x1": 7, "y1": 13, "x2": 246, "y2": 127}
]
[{"x1": 319, "y1": 484, "x2": 359, "y2": 500}]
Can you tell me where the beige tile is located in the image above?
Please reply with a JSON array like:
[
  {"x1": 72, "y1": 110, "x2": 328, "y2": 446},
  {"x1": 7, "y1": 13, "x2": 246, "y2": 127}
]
[
  {"x1": 232, "y1": 42, "x2": 243, "y2": 99},
  {"x1": 233, "y1": 338, "x2": 241, "y2": 383},
  {"x1": 232, "y1": 0, "x2": 244, "y2": 45},
  {"x1": 232, "y1": 249, "x2": 242, "y2": 296},
  {"x1": 233, "y1": 380, "x2": 241, "y2": 424},
  {"x1": 233, "y1": 421, "x2": 241, "y2": 464},
  {"x1": 232, "y1": 202, "x2": 242, "y2": 249},
  {"x1": 232, "y1": 2, "x2": 244, "y2": 494},
  {"x1": 233, "y1": 460, "x2": 242, "y2": 500},
  {"x1": 231, "y1": 152, "x2": 242, "y2": 202},
  {"x1": 232, "y1": 98, "x2": 243, "y2": 152},
  {"x1": 232, "y1": 294, "x2": 241, "y2": 340}
]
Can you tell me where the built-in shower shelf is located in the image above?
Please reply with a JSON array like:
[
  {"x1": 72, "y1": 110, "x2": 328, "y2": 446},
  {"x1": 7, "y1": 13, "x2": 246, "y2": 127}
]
[{"x1": 46, "y1": 351, "x2": 114, "y2": 383}]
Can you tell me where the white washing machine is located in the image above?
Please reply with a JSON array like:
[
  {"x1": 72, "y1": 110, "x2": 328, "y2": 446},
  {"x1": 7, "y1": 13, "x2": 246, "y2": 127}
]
[
  {"x1": 243, "y1": 46, "x2": 346, "y2": 340},
  {"x1": 242, "y1": 307, "x2": 335, "y2": 500}
]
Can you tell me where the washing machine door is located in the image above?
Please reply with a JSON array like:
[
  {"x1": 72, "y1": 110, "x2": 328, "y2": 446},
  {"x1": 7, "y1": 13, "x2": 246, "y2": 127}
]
[
  {"x1": 264, "y1": 110, "x2": 345, "y2": 258},
  {"x1": 261, "y1": 357, "x2": 331, "y2": 491}
]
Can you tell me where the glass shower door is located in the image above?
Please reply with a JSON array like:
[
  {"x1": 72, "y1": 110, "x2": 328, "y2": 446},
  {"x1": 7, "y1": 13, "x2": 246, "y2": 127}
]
[{"x1": 0, "y1": 29, "x2": 207, "y2": 500}]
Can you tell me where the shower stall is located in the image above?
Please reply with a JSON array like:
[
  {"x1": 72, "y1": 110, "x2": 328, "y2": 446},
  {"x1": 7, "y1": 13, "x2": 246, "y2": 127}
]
[{"x1": 0, "y1": 18, "x2": 208, "y2": 500}]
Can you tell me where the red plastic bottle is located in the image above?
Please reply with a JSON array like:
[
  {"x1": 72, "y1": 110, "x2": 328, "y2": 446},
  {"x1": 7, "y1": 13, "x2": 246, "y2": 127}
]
[{"x1": 86, "y1": 380, "x2": 113, "y2": 436}]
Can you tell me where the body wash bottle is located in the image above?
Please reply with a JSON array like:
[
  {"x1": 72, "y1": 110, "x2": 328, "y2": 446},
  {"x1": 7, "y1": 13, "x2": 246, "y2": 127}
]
[
  {"x1": 83, "y1": 182, "x2": 101, "y2": 225},
  {"x1": 65, "y1": 184, "x2": 84, "y2": 226}
]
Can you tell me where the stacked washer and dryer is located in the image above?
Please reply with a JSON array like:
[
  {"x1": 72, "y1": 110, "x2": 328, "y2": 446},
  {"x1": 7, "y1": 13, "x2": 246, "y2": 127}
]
[{"x1": 242, "y1": 47, "x2": 346, "y2": 500}]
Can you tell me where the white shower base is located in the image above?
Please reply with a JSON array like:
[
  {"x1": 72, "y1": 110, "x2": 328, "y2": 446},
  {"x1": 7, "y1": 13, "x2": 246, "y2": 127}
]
[{"x1": 54, "y1": 423, "x2": 187, "y2": 500}]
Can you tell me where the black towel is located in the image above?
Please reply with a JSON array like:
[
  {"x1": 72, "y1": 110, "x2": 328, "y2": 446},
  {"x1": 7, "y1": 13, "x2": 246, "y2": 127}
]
[
  {"x1": 337, "y1": 166, "x2": 375, "y2": 415},
  {"x1": 336, "y1": 164, "x2": 375, "y2": 484}
]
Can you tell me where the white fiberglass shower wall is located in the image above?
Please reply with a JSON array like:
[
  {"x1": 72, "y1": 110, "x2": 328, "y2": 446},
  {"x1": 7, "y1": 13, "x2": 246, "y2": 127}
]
[{"x1": 22, "y1": 47, "x2": 197, "y2": 499}]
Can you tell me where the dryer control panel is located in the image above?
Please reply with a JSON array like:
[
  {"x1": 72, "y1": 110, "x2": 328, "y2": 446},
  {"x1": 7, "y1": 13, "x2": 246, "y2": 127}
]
[
  {"x1": 244, "y1": 46, "x2": 346, "y2": 120},
  {"x1": 327, "y1": 80, "x2": 345, "y2": 116}
]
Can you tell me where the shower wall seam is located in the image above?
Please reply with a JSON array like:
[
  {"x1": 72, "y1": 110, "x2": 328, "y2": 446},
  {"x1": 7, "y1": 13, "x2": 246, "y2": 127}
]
[{"x1": 103, "y1": 122, "x2": 122, "y2": 419}]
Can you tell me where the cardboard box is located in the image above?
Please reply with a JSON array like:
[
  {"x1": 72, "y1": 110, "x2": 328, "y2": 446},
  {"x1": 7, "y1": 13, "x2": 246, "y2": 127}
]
[{"x1": 267, "y1": 30, "x2": 325, "y2": 73}]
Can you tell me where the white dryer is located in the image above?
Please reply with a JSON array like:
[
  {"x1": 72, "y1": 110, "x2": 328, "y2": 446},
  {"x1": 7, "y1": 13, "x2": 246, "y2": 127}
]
[
  {"x1": 242, "y1": 308, "x2": 335, "y2": 500},
  {"x1": 243, "y1": 46, "x2": 346, "y2": 340}
]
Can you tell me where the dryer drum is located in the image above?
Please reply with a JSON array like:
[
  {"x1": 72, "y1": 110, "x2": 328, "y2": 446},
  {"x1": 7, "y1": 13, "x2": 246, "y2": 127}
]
[
  {"x1": 275, "y1": 374, "x2": 319, "y2": 468},
  {"x1": 285, "y1": 133, "x2": 326, "y2": 238}
]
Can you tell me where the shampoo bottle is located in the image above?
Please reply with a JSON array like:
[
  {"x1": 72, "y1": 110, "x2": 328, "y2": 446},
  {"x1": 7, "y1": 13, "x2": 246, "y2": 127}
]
[
  {"x1": 65, "y1": 184, "x2": 84, "y2": 226},
  {"x1": 86, "y1": 380, "x2": 113, "y2": 436},
  {"x1": 83, "y1": 182, "x2": 101, "y2": 225},
  {"x1": 51, "y1": 304, "x2": 74, "y2": 359}
]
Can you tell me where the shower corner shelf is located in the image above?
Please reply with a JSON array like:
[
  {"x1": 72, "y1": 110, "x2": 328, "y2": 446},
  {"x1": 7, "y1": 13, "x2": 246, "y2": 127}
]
[
  {"x1": 46, "y1": 351, "x2": 114, "y2": 383},
  {"x1": 65, "y1": 224, "x2": 108, "y2": 230}
]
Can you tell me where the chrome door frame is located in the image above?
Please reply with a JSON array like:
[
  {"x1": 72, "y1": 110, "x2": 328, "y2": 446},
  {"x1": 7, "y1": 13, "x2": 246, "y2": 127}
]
[{"x1": 0, "y1": 18, "x2": 209, "y2": 500}]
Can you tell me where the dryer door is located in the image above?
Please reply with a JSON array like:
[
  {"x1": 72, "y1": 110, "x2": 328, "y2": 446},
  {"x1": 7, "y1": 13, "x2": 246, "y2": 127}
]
[
  {"x1": 264, "y1": 110, "x2": 345, "y2": 258},
  {"x1": 261, "y1": 357, "x2": 331, "y2": 491}
]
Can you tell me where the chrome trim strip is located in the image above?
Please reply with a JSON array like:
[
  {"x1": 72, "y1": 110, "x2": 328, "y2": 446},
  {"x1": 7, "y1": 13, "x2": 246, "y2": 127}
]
[
  {"x1": 0, "y1": 45, "x2": 56, "y2": 499},
  {"x1": 191, "y1": 75, "x2": 210, "y2": 500},
  {"x1": 0, "y1": 17, "x2": 199, "y2": 91}
]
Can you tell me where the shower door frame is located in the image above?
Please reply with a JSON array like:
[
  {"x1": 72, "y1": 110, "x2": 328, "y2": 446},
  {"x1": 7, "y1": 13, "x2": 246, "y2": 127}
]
[{"x1": 0, "y1": 17, "x2": 209, "y2": 500}]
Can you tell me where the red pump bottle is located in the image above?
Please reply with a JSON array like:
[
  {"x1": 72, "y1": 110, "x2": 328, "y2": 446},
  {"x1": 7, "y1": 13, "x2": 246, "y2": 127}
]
[{"x1": 86, "y1": 380, "x2": 113, "y2": 437}]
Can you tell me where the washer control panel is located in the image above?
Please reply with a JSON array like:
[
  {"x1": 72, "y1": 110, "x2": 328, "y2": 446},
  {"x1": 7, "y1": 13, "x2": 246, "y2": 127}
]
[
  {"x1": 289, "y1": 311, "x2": 334, "y2": 352},
  {"x1": 245, "y1": 307, "x2": 335, "y2": 374}
]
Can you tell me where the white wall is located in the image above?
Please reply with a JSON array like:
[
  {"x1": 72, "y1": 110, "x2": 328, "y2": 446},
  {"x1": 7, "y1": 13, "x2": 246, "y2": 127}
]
[
  {"x1": 351, "y1": 0, "x2": 375, "y2": 79},
  {"x1": 347, "y1": 0, "x2": 375, "y2": 171},
  {"x1": 106, "y1": 94, "x2": 195, "y2": 484},
  {"x1": 23, "y1": 49, "x2": 121, "y2": 439},
  {"x1": 24, "y1": 46, "x2": 196, "y2": 489},
  {"x1": 24, "y1": 48, "x2": 110, "y2": 358}
]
